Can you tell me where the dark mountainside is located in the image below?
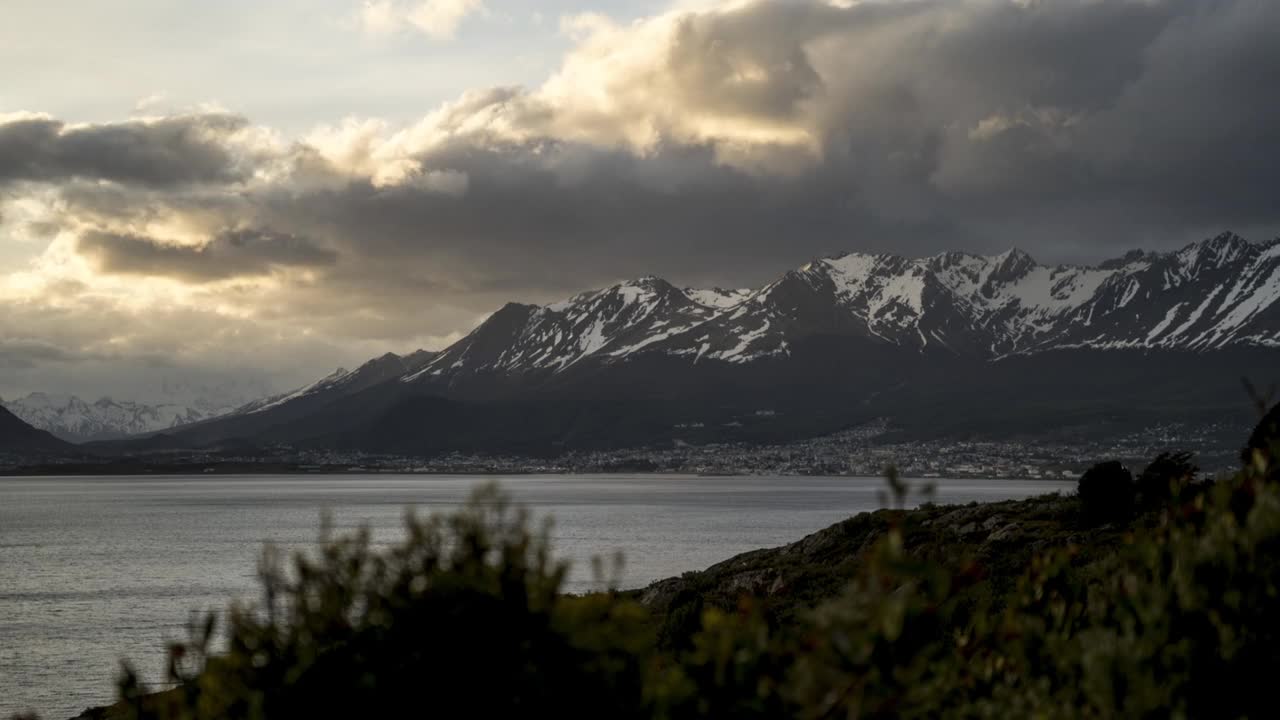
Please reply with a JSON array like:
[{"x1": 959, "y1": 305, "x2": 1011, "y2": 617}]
[
  {"x1": 0, "y1": 406, "x2": 70, "y2": 454},
  {"x1": 51, "y1": 408, "x2": 1280, "y2": 720},
  {"x1": 76, "y1": 233, "x2": 1280, "y2": 459}
]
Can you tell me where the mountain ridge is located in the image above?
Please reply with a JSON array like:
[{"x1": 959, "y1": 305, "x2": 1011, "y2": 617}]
[
  {"x1": 85, "y1": 232, "x2": 1280, "y2": 457},
  {"x1": 402, "y1": 231, "x2": 1280, "y2": 391},
  {"x1": 0, "y1": 393, "x2": 241, "y2": 443}
]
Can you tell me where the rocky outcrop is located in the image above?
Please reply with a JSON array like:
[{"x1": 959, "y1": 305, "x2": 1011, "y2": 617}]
[{"x1": 637, "y1": 491, "x2": 1092, "y2": 618}]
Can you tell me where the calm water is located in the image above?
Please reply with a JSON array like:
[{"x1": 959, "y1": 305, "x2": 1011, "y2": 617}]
[{"x1": 0, "y1": 474, "x2": 1072, "y2": 718}]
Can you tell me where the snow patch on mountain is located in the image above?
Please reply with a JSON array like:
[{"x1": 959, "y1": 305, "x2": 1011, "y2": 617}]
[{"x1": 684, "y1": 287, "x2": 751, "y2": 309}]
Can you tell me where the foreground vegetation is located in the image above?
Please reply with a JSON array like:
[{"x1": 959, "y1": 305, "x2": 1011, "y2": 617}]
[{"x1": 33, "y1": 403, "x2": 1280, "y2": 719}]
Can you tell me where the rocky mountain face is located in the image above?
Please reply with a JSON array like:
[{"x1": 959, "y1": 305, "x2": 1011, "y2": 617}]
[{"x1": 108, "y1": 233, "x2": 1280, "y2": 456}]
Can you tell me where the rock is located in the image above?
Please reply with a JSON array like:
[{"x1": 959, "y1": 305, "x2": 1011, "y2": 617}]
[
  {"x1": 988, "y1": 522, "x2": 1021, "y2": 543},
  {"x1": 638, "y1": 577, "x2": 685, "y2": 609},
  {"x1": 725, "y1": 569, "x2": 775, "y2": 595},
  {"x1": 938, "y1": 508, "x2": 973, "y2": 526}
]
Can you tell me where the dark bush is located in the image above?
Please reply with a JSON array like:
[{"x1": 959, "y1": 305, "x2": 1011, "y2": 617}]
[
  {"x1": 1077, "y1": 460, "x2": 1135, "y2": 524},
  {"x1": 113, "y1": 485, "x2": 651, "y2": 720},
  {"x1": 1136, "y1": 451, "x2": 1198, "y2": 507},
  {"x1": 1243, "y1": 402, "x2": 1280, "y2": 479}
]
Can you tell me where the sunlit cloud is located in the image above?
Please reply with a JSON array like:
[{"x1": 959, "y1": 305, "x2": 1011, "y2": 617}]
[{"x1": 358, "y1": 0, "x2": 486, "y2": 40}]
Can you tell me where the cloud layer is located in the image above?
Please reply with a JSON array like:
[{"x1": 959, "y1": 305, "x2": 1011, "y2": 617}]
[{"x1": 3, "y1": 0, "x2": 1279, "y2": 396}]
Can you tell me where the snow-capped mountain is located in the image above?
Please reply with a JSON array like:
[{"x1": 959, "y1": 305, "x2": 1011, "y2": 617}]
[
  {"x1": 403, "y1": 232, "x2": 1280, "y2": 387},
  {"x1": 403, "y1": 279, "x2": 750, "y2": 386},
  {"x1": 118, "y1": 232, "x2": 1280, "y2": 457},
  {"x1": 0, "y1": 393, "x2": 239, "y2": 442}
]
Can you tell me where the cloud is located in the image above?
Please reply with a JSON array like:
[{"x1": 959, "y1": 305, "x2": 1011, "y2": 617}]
[
  {"x1": 359, "y1": 0, "x2": 485, "y2": 39},
  {"x1": 77, "y1": 228, "x2": 338, "y2": 283},
  {"x1": 0, "y1": 338, "x2": 81, "y2": 369},
  {"x1": 3, "y1": 0, "x2": 1280, "y2": 395},
  {"x1": 0, "y1": 112, "x2": 263, "y2": 188}
]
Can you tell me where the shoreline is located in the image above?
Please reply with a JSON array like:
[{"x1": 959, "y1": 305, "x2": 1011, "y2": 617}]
[{"x1": 0, "y1": 465, "x2": 1080, "y2": 481}]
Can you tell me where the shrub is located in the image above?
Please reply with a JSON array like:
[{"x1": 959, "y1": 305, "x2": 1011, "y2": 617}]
[
  {"x1": 1076, "y1": 460, "x2": 1135, "y2": 524},
  {"x1": 1243, "y1": 402, "x2": 1280, "y2": 479},
  {"x1": 1136, "y1": 451, "x2": 1198, "y2": 507},
  {"x1": 114, "y1": 485, "x2": 651, "y2": 720},
  {"x1": 651, "y1": 470, "x2": 1280, "y2": 718}
]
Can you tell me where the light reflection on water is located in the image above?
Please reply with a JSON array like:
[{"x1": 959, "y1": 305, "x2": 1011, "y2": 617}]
[{"x1": 0, "y1": 473, "x2": 1071, "y2": 718}]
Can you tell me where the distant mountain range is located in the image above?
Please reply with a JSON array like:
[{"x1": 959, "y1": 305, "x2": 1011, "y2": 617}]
[
  {"x1": 67, "y1": 231, "x2": 1270, "y2": 459},
  {"x1": 0, "y1": 393, "x2": 242, "y2": 443}
]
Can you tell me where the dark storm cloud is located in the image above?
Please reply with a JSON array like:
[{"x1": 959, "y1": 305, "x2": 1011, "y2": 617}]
[
  {"x1": 251, "y1": 139, "x2": 943, "y2": 295},
  {"x1": 10, "y1": 0, "x2": 1280, "y2": 339},
  {"x1": 77, "y1": 228, "x2": 337, "y2": 282},
  {"x1": 269, "y1": 0, "x2": 1280, "y2": 294},
  {"x1": 0, "y1": 113, "x2": 251, "y2": 188}
]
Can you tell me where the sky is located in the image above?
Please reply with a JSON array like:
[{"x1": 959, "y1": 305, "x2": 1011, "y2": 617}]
[{"x1": 2, "y1": 0, "x2": 1279, "y2": 402}]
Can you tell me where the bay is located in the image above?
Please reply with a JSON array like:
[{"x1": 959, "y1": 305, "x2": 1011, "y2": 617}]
[{"x1": 0, "y1": 473, "x2": 1072, "y2": 719}]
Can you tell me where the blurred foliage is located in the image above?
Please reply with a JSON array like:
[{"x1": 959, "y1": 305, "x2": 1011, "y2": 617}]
[
  {"x1": 1077, "y1": 460, "x2": 1135, "y2": 525},
  {"x1": 1137, "y1": 450, "x2": 1199, "y2": 509},
  {"x1": 1244, "y1": 400, "x2": 1280, "y2": 481},
  {"x1": 26, "y1": 403, "x2": 1280, "y2": 719},
  {"x1": 104, "y1": 487, "x2": 652, "y2": 720}
]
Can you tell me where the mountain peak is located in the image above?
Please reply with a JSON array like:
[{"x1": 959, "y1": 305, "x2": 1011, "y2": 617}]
[
  {"x1": 992, "y1": 247, "x2": 1036, "y2": 266},
  {"x1": 615, "y1": 275, "x2": 678, "y2": 294},
  {"x1": 982, "y1": 247, "x2": 1037, "y2": 290},
  {"x1": 1189, "y1": 231, "x2": 1251, "y2": 255},
  {"x1": 403, "y1": 348, "x2": 436, "y2": 363},
  {"x1": 1208, "y1": 230, "x2": 1247, "y2": 246},
  {"x1": 1179, "y1": 231, "x2": 1253, "y2": 269},
  {"x1": 352, "y1": 353, "x2": 404, "y2": 373}
]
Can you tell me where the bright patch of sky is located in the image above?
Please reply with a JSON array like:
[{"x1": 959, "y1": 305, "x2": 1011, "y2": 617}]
[{"x1": 0, "y1": 0, "x2": 668, "y2": 133}]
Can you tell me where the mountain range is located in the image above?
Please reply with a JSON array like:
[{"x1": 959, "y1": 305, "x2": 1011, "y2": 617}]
[
  {"x1": 405, "y1": 231, "x2": 1278, "y2": 383},
  {"x1": 1, "y1": 231, "x2": 1269, "y2": 460},
  {"x1": 0, "y1": 393, "x2": 246, "y2": 442}
]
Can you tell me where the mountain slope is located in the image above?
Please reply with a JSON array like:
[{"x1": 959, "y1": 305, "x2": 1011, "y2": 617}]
[
  {"x1": 102, "y1": 350, "x2": 441, "y2": 450},
  {"x1": 233, "y1": 350, "x2": 436, "y2": 416},
  {"x1": 0, "y1": 405, "x2": 71, "y2": 454}
]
